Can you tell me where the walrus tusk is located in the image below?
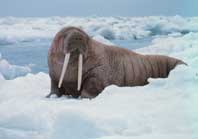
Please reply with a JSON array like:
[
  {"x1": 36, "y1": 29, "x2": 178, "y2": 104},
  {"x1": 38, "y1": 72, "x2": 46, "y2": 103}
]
[
  {"x1": 77, "y1": 54, "x2": 83, "y2": 91},
  {"x1": 58, "y1": 53, "x2": 70, "y2": 88}
]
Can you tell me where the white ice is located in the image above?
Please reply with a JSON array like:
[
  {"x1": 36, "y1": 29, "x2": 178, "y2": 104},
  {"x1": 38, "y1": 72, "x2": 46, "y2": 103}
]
[
  {"x1": 0, "y1": 54, "x2": 31, "y2": 79},
  {"x1": 0, "y1": 17, "x2": 198, "y2": 139},
  {"x1": 0, "y1": 16, "x2": 198, "y2": 44}
]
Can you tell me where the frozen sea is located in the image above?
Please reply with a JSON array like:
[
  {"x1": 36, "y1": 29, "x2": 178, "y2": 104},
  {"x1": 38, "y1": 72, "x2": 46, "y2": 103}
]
[{"x1": 0, "y1": 16, "x2": 198, "y2": 139}]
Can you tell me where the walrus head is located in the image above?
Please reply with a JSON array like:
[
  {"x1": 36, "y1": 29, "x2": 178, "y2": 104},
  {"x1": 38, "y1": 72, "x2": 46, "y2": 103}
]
[{"x1": 53, "y1": 27, "x2": 89, "y2": 91}]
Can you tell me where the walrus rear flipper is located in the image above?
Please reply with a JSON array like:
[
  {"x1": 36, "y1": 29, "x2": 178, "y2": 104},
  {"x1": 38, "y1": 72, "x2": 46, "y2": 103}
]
[
  {"x1": 146, "y1": 55, "x2": 187, "y2": 78},
  {"x1": 176, "y1": 60, "x2": 188, "y2": 66}
]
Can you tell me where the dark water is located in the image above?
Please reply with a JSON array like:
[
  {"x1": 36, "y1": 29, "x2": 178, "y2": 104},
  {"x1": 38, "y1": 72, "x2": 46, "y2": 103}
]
[{"x1": 0, "y1": 38, "x2": 152, "y2": 73}]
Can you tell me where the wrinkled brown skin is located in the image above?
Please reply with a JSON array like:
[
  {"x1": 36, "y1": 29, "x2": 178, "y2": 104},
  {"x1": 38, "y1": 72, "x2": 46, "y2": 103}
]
[{"x1": 47, "y1": 27, "x2": 186, "y2": 99}]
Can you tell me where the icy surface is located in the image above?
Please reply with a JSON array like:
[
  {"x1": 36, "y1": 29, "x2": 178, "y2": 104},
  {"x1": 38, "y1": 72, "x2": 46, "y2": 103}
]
[
  {"x1": 0, "y1": 16, "x2": 198, "y2": 139},
  {"x1": 0, "y1": 16, "x2": 198, "y2": 44},
  {"x1": 0, "y1": 53, "x2": 31, "y2": 79}
]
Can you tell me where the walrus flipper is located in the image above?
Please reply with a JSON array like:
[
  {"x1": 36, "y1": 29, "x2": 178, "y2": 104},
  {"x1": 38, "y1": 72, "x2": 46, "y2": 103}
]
[
  {"x1": 80, "y1": 77, "x2": 104, "y2": 98},
  {"x1": 146, "y1": 55, "x2": 186, "y2": 78},
  {"x1": 46, "y1": 79, "x2": 65, "y2": 98}
]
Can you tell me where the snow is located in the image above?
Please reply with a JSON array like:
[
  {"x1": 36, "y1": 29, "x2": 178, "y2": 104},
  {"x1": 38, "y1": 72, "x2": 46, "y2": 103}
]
[{"x1": 0, "y1": 16, "x2": 198, "y2": 139}]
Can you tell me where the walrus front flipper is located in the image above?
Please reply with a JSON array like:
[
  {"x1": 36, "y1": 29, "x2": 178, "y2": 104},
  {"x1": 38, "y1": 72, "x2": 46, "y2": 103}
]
[
  {"x1": 80, "y1": 77, "x2": 104, "y2": 99},
  {"x1": 146, "y1": 55, "x2": 186, "y2": 78},
  {"x1": 46, "y1": 79, "x2": 65, "y2": 98}
]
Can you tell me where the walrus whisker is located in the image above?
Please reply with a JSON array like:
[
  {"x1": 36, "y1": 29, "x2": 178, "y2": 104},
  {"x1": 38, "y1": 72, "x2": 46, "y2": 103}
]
[
  {"x1": 77, "y1": 54, "x2": 83, "y2": 91},
  {"x1": 58, "y1": 53, "x2": 70, "y2": 88}
]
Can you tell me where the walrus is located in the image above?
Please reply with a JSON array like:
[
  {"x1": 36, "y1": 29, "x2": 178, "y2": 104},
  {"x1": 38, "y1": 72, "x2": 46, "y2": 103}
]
[{"x1": 47, "y1": 26, "x2": 186, "y2": 98}]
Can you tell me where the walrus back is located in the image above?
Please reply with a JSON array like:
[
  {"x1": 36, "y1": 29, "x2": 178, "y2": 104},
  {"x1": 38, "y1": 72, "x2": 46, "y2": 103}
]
[
  {"x1": 103, "y1": 45, "x2": 186, "y2": 87},
  {"x1": 104, "y1": 46, "x2": 142, "y2": 86}
]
